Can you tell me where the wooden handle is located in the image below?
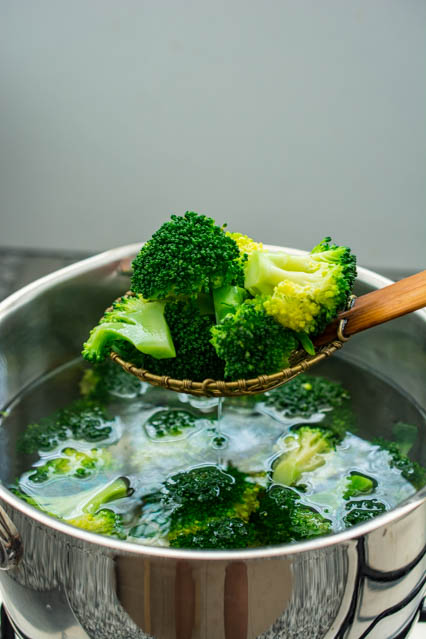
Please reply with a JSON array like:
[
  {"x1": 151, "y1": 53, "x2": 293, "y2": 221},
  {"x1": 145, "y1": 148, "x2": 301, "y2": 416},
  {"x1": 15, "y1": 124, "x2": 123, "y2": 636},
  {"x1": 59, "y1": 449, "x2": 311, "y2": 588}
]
[{"x1": 314, "y1": 270, "x2": 426, "y2": 347}]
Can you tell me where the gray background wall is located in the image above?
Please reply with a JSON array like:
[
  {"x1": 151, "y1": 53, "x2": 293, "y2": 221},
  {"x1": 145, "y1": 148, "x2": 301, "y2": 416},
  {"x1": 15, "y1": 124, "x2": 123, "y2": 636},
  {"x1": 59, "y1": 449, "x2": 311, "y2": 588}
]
[{"x1": 1, "y1": 0, "x2": 425, "y2": 271}]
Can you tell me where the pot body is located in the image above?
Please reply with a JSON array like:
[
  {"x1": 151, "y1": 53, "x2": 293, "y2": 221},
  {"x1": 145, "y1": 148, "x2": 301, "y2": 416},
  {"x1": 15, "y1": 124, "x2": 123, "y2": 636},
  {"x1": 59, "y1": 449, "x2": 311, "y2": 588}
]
[{"x1": 0, "y1": 245, "x2": 425, "y2": 639}]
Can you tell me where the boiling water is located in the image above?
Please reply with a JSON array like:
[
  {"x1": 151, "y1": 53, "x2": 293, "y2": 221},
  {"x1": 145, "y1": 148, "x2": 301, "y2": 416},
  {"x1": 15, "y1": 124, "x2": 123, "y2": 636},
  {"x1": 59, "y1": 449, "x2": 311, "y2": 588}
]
[{"x1": 1, "y1": 355, "x2": 424, "y2": 547}]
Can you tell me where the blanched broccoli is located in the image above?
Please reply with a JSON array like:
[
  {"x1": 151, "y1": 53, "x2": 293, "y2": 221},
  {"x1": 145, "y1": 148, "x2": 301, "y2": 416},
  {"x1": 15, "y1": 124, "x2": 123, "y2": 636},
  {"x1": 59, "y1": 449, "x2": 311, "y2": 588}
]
[
  {"x1": 172, "y1": 517, "x2": 255, "y2": 550},
  {"x1": 245, "y1": 237, "x2": 356, "y2": 335},
  {"x1": 63, "y1": 477, "x2": 130, "y2": 538},
  {"x1": 67, "y1": 509, "x2": 126, "y2": 538},
  {"x1": 373, "y1": 438, "x2": 426, "y2": 490},
  {"x1": 17, "y1": 399, "x2": 115, "y2": 454},
  {"x1": 27, "y1": 447, "x2": 112, "y2": 483},
  {"x1": 212, "y1": 285, "x2": 248, "y2": 323},
  {"x1": 131, "y1": 212, "x2": 245, "y2": 299},
  {"x1": 15, "y1": 477, "x2": 131, "y2": 539},
  {"x1": 210, "y1": 298, "x2": 298, "y2": 380},
  {"x1": 263, "y1": 374, "x2": 350, "y2": 417},
  {"x1": 82, "y1": 295, "x2": 175, "y2": 363},
  {"x1": 343, "y1": 473, "x2": 375, "y2": 500},
  {"x1": 226, "y1": 232, "x2": 263, "y2": 257},
  {"x1": 255, "y1": 485, "x2": 331, "y2": 544},
  {"x1": 162, "y1": 465, "x2": 262, "y2": 549},
  {"x1": 144, "y1": 409, "x2": 198, "y2": 439},
  {"x1": 343, "y1": 498, "x2": 386, "y2": 527},
  {"x1": 80, "y1": 360, "x2": 143, "y2": 400},
  {"x1": 272, "y1": 426, "x2": 337, "y2": 486},
  {"x1": 142, "y1": 299, "x2": 225, "y2": 381}
]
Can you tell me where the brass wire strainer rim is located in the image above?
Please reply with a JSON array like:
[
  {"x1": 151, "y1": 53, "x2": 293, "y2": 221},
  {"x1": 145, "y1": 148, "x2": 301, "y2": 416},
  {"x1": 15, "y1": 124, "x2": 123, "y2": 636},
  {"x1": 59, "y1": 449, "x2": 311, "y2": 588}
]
[{"x1": 109, "y1": 340, "x2": 345, "y2": 398}]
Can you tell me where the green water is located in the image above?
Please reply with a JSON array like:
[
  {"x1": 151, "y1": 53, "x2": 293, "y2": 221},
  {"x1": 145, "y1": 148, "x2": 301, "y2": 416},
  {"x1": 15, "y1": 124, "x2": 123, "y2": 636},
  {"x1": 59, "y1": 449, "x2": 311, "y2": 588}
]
[{"x1": 2, "y1": 356, "x2": 424, "y2": 547}]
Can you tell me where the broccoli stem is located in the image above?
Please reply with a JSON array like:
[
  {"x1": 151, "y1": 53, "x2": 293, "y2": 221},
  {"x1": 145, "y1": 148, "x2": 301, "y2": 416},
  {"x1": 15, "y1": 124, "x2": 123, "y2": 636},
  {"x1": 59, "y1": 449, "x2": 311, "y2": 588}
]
[
  {"x1": 83, "y1": 299, "x2": 176, "y2": 361},
  {"x1": 83, "y1": 477, "x2": 130, "y2": 514},
  {"x1": 213, "y1": 285, "x2": 248, "y2": 323}
]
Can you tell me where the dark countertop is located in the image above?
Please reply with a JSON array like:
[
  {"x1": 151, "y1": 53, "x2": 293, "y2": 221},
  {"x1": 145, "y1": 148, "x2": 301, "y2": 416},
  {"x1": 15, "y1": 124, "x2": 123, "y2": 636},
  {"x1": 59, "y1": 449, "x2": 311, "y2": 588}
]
[{"x1": 0, "y1": 246, "x2": 416, "y2": 303}]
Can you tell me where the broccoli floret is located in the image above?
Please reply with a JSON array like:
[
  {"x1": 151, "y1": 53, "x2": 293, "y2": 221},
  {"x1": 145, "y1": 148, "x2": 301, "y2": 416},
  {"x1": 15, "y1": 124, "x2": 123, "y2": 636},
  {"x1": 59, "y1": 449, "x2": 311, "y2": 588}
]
[
  {"x1": 264, "y1": 374, "x2": 350, "y2": 417},
  {"x1": 161, "y1": 465, "x2": 262, "y2": 549},
  {"x1": 272, "y1": 426, "x2": 336, "y2": 486},
  {"x1": 131, "y1": 212, "x2": 245, "y2": 299},
  {"x1": 344, "y1": 498, "x2": 387, "y2": 527},
  {"x1": 65, "y1": 477, "x2": 130, "y2": 538},
  {"x1": 82, "y1": 295, "x2": 175, "y2": 363},
  {"x1": 144, "y1": 409, "x2": 198, "y2": 439},
  {"x1": 27, "y1": 447, "x2": 112, "y2": 483},
  {"x1": 171, "y1": 517, "x2": 256, "y2": 549},
  {"x1": 210, "y1": 298, "x2": 298, "y2": 380},
  {"x1": 163, "y1": 465, "x2": 240, "y2": 508},
  {"x1": 245, "y1": 238, "x2": 356, "y2": 335},
  {"x1": 14, "y1": 477, "x2": 131, "y2": 538},
  {"x1": 255, "y1": 485, "x2": 331, "y2": 544},
  {"x1": 373, "y1": 438, "x2": 426, "y2": 490},
  {"x1": 80, "y1": 360, "x2": 143, "y2": 400},
  {"x1": 343, "y1": 473, "x2": 375, "y2": 500},
  {"x1": 142, "y1": 299, "x2": 224, "y2": 381},
  {"x1": 67, "y1": 509, "x2": 126, "y2": 539},
  {"x1": 226, "y1": 232, "x2": 263, "y2": 257},
  {"x1": 17, "y1": 399, "x2": 115, "y2": 454}
]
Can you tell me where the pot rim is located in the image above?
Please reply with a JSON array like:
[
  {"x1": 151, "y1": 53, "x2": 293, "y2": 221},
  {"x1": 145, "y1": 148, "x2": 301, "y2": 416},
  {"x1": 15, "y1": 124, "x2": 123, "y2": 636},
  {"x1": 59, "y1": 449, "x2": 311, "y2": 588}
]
[{"x1": 0, "y1": 243, "x2": 425, "y2": 560}]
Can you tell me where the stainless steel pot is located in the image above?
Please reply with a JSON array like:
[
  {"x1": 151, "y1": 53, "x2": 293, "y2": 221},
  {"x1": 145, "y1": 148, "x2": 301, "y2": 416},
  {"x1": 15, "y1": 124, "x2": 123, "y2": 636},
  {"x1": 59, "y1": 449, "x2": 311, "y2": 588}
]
[{"x1": 0, "y1": 245, "x2": 424, "y2": 639}]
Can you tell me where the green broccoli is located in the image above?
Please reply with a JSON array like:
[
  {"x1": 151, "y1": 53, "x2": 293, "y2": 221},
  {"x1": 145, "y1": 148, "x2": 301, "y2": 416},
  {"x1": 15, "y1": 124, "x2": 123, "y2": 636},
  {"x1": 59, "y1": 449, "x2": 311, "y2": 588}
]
[
  {"x1": 67, "y1": 509, "x2": 126, "y2": 538},
  {"x1": 161, "y1": 465, "x2": 262, "y2": 549},
  {"x1": 15, "y1": 478, "x2": 131, "y2": 539},
  {"x1": 373, "y1": 438, "x2": 426, "y2": 490},
  {"x1": 226, "y1": 232, "x2": 263, "y2": 257},
  {"x1": 343, "y1": 473, "x2": 375, "y2": 500},
  {"x1": 144, "y1": 409, "x2": 199, "y2": 439},
  {"x1": 63, "y1": 477, "x2": 130, "y2": 538},
  {"x1": 343, "y1": 498, "x2": 387, "y2": 527},
  {"x1": 210, "y1": 298, "x2": 298, "y2": 380},
  {"x1": 17, "y1": 399, "x2": 116, "y2": 454},
  {"x1": 244, "y1": 237, "x2": 356, "y2": 335},
  {"x1": 212, "y1": 285, "x2": 248, "y2": 323},
  {"x1": 27, "y1": 447, "x2": 112, "y2": 483},
  {"x1": 80, "y1": 360, "x2": 143, "y2": 400},
  {"x1": 263, "y1": 374, "x2": 350, "y2": 417},
  {"x1": 131, "y1": 212, "x2": 246, "y2": 299},
  {"x1": 82, "y1": 295, "x2": 175, "y2": 363},
  {"x1": 255, "y1": 485, "x2": 331, "y2": 544},
  {"x1": 272, "y1": 426, "x2": 337, "y2": 486},
  {"x1": 172, "y1": 518, "x2": 256, "y2": 550},
  {"x1": 142, "y1": 298, "x2": 225, "y2": 381}
]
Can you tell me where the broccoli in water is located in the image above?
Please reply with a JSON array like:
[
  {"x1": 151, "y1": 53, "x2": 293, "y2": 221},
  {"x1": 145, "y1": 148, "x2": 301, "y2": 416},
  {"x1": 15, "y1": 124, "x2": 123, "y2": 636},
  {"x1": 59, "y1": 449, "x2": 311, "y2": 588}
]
[
  {"x1": 17, "y1": 399, "x2": 116, "y2": 454},
  {"x1": 343, "y1": 498, "x2": 387, "y2": 527},
  {"x1": 373, "y1": 438, "x2": 426, "y2": 490},
  {"x1": 245, "y1": 237, "x2": 356, "y2": 335},
  {"x1": 82, "y1": 295, "x2": 175, "y2": 364},
  {"x1": 162, "y1": 465, "x2": 262, "y2": 549},
  {"x1": 144, "y1": 409, "x2": 198, "y2": 440},
  {"x1": 263, "y1": 374, "x2": 350, "y2": 417},
  {"x1": 210, "y1": 297, "x2": 298, "y2": 380},
  {"x1": 27, "y1": 447, "x2": 112, "y2": 483},
  {"x1": 272, "y1": 426, "x2": 337, "y2": 487},
  {"x1": 131, "y1": 211, "x2": 246, "y2": 300},
  {"x1": 255, "y1": 485, "x2": 331, "y2": 544},
  {"x1": 16, "y1": 477, "x2": 131, "y2": 539},
  {"x1": 80, "y1": 359, "x2": 143, "y2": 400},
  {"x1": 343, "y1": 473, "x2": 375, "y2": 500}
]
